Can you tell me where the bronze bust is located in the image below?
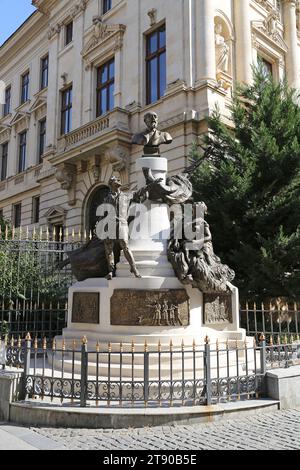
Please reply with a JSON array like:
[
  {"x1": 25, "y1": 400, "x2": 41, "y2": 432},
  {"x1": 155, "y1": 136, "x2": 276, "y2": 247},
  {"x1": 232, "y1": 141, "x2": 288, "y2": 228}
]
[{"x1": 132, "y1": 112, "x2": 173, "y2": 156}]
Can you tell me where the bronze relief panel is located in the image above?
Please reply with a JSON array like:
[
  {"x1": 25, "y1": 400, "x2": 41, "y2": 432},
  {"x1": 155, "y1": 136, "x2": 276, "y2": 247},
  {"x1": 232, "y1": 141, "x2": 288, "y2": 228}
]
[
  {"x1": 111, "y1": 289, "x2": 190, "y2": 326},
  {"x1": 203, "y1": 293, "x2": 233, "y2": 325},
  {"x1": 72, "y1": 292, "x2": 100, "y2": 324}
]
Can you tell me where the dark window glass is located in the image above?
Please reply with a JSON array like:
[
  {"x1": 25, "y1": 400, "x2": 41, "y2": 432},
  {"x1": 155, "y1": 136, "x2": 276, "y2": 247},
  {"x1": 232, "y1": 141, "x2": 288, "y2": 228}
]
[
  {"x1": 61, "y1": 86, "x2": 72, "y2": 135},
  {"x1": 32, "y1": 196, "x2": 40, "y2": 224},
  {"x1": 146, "y1": 25, "x2": 167, "y2": 105},
  {"x1": 96, "y1": 59, "x2": 115, "y2": 117},
  {"x1": 4, "y1": 86, "x2": 11, "y2": 116},
  {"x1": 18, "y1": 131, "x2": 27, "y2": 173},
  {"x1": 40, "y1": 55, "x2": 49, "y2": 89},
  {"x1": 103, "y1": 0, "x2": 112, "y2": 14},
  {"x1": 0, "y1": 210, "x2": 3, "y2": 220},
  {"x1": 21, "y1": 72, "x2": 30, "y2": 104},
  {"x1": 65, "y1": 21, "x2": 73, "y2": 45},
  {"x1": 39, "y1": 119, "x2": 46, "y2": 162},
  {"x1": 1, "y1": 143, "x2": 8, "y2": 181},
  {"x1": 13, "y1": 203, "x2": 21, "y2": 228},
  {"x1": 259, "y1": 57, "x2": 273, "y2": 77}
]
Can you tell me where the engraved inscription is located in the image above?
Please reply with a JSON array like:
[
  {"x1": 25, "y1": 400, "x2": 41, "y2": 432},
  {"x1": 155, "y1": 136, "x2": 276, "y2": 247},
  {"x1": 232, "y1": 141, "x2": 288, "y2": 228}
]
[
  {"x1": 111, "y1": 289, "x2": 190, "y2": 326},
  {"x1": 204, "y1": 293, "x2": 232, "y2": 324},
  {"x1": 72, "y1": 292, "x2": 99, "y2": 324}
]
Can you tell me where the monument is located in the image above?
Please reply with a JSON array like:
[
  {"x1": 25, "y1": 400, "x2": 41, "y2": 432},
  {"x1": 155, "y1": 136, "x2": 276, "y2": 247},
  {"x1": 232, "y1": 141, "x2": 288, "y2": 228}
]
[{"x1": 58, "y1": 112, "x2": 246, "y2": 375}]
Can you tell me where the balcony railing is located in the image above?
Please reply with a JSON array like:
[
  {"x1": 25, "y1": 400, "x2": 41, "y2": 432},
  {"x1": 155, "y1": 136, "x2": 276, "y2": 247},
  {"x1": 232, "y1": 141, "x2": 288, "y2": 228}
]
[
  {"x1": 57, "y1": 115, "x2": 110, "y2": 153},
  {"x1": 56, "y1": 108, "x2": 130, "y2": 155}
]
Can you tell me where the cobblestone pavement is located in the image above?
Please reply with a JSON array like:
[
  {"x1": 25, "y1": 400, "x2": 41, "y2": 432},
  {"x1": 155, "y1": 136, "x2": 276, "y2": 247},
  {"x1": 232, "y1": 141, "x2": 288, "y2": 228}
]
[{"x1": 32, "y1": 409, "x2": 300, "y2": 450}]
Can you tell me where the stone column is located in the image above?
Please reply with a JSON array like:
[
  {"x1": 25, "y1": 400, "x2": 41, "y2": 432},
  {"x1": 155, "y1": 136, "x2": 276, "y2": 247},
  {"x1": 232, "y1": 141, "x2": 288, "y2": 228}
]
[
  {"x1": 234, "y1": 0, "x2": 253, "y2": 84},
  {"x1": 283, "y1": 0, "x2": 300, "y2": 89},
  {"x1": 72, "y1": 13, "x2": 84, "y2": 129},
  {"x1": 46, "y1": 28, "x2": 60, "y2": 150},
  {"x1": 198, "y1": 0, "x2": 216, "y2": 81}
]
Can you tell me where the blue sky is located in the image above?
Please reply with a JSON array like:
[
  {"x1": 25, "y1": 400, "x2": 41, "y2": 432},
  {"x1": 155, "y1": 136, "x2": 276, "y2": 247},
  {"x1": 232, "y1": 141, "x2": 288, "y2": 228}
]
[{"x1": 0, "y1": 1, "x2": 36, "y2": 46}]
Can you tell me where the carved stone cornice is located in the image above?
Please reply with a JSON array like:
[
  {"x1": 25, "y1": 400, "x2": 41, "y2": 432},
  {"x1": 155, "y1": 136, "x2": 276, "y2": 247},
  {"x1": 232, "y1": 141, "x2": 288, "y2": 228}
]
[
  {"x1": 10, "y1": 112, "x2": 31, "y2": 134},
  {"x1": 81, "y1": 18, "x2": 126, "y2": 67}
]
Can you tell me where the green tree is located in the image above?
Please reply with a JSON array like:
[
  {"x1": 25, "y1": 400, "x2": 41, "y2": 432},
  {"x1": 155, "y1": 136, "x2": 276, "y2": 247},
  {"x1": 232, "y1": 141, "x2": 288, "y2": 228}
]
[{"x1": 191, "y1": 68, "x2": 300, "y2": 301}]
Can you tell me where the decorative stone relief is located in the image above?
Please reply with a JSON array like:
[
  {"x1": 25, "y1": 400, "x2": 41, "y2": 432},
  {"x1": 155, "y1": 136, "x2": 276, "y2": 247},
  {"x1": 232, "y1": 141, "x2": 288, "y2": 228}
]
[
  {"x1": 0, "y1": 126, "x2": 11, "y2": 145},
  {"x1": 147, "y1": 8, "x2": 157, "y2": 26},
  {"x1": 81, "y1": 18, "x2": 126, "y2": 65},
  {"x1": 104, "y1": 145, "x2": 130, "y2": 185},
  {"x1": 252, "y1": 12, "x2": 288, "y2": 52},
  {"x1": 55, "y1": 163, "x2": 77, "y2": 206},
  {"x1": 48, "y1": 24, "x2": 61, "y2": 40},
  {"x1": 48, "y1": 1, "x2": 89, "y2": 40}
]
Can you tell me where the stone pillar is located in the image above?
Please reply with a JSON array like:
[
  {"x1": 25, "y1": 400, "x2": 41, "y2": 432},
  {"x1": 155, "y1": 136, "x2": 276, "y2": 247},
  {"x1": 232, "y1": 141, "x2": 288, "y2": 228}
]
[
  {"x1": 283, "y1": 0, "x2": 300, "y2": 89},
  {"x1": 46, "y1": 29, "x2": 60, "y2": 150},
  {"x1": 198, "y1": 0, "x2": 216, "y2": 81},
  {"x1": 234, "y1": 0, "x2": 253, "y2": 84},
  {"x1": 72, "y1": 13, "x2": 85, "y2": 129}
]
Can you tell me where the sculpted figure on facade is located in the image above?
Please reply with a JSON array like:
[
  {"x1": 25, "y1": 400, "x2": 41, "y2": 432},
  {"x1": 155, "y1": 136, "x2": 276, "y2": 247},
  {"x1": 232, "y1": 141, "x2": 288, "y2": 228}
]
[
  {"x1": 215, "y1": 23, "x2": 230, "y2": 74},
  {"x1": 132, "y1": 112, "x2": 173, "y2": 156}
]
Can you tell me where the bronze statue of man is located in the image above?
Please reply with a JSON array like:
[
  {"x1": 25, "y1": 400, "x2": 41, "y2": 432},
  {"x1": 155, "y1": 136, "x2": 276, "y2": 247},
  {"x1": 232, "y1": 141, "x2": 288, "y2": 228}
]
[
  {"x1": 102, "y1": 176, "x2": 143, "y2": 280},
  {"x1": 132, "y1": 112, "x2": 173, "y2": 156}
]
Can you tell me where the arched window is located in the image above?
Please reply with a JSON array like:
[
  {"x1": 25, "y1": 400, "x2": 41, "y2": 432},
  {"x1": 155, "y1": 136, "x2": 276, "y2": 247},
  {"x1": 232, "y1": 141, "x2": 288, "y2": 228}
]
[{"x1": 86, "y1": 185, "x2": 110, "y2": 234}]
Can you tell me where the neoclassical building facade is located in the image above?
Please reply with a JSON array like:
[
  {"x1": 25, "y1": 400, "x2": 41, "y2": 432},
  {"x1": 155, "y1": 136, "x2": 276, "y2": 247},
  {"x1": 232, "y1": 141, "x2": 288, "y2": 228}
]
[{"x1": 0, "y1": 0, "x2": 299, "y2": 236}]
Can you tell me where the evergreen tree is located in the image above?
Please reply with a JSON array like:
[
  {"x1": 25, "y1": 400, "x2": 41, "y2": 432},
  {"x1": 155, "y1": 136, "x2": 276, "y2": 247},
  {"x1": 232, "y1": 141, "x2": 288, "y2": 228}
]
[{"x1": 191, "y1": 68, "x2": 300, "y2": 300}]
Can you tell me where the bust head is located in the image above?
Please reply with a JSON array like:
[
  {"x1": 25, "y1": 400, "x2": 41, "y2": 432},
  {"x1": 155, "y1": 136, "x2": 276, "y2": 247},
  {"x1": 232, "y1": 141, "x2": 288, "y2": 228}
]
[
  {"x1": 144, "y1": 112, "x2": 159, "y2": 132},
  {"x1": 109, "y1": 176, "x2": 122, "y2": 192}
]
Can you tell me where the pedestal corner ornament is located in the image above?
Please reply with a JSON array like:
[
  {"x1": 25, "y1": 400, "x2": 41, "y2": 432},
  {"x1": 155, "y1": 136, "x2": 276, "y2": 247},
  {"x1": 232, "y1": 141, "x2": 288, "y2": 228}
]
[
  {"x1": 111, "y1": 289, "x2": 190, "y2": 326},
  {"x1": 72, "y1": 292, "x2": 100, "y2": 324},
  {"x1": 203, "y1": 293, "x2": 233, "y2": 325}
]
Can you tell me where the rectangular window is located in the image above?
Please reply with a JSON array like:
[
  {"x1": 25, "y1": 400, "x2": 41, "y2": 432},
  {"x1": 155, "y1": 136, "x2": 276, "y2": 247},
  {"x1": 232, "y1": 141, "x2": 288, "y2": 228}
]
[
  {"x1": 61, "y1": 86, "x2": 72, "y2": 135},
  {"x1": 146, "y1": 25, "x2": 166, "y2": 105},
  {"x1": 4, "y1": 86, "x2": 11, "y2": 116},
  {"x1": 13, "y1": 203, "x2": 21, "y2": 228},
  {"x1": 32, "y1": 196, "x2": 40, "y2": 224},
  {"x1": 40, "y1": 55, "x2": 49, "y2": 90},
  {"x1": 103, "y1": 0, "x2": 112, "y2": 14},
  {"x1": 259, "y1": 57, "x2": 273, "y2": 77},
  {"x1": 38, "y1": 119, "x2": 46, "y2": 162},
  {"x1": 96, "y1": 59, "x2": 115, "y2": 117},
  {"x1": 1, "y1": 143, "x2": 8, "y2": 181},
  {"x1": 0, "y1": 209, "x2": 3, "y2": 220},
  {"x1": 21, "y1": 71, "x2": 30, "y2": 104},
  {"x1": 18, "y1": 131, "x2": 27, "y2": 173},
  {"x1": 65, "y1": 21, "x2": 73, "y2": 46}
]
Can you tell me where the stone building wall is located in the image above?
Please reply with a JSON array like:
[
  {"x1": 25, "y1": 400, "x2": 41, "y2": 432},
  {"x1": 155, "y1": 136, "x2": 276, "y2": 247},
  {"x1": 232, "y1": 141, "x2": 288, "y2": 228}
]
[{"x1": 0, "y1": 0, "x2": 299, "y2": 234}]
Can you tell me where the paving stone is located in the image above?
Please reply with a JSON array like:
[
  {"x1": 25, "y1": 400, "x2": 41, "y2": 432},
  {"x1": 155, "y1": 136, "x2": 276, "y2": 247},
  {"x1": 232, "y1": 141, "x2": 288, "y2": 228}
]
[{"x1": 30, "y1": 410, "x2": 300, "y2": 450}]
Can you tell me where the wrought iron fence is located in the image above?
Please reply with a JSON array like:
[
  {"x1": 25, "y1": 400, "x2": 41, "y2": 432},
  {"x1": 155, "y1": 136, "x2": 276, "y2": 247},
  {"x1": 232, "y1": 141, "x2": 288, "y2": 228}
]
[
  {"x1": 0, "y1": 226, "x2": 84, "y2": 339},
  {"x1": 240, "y1": 302, "x2": 300, "y2": 342},
  {"x1": 3, "y1": 334, "x2": 300, "y2": 407}
]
